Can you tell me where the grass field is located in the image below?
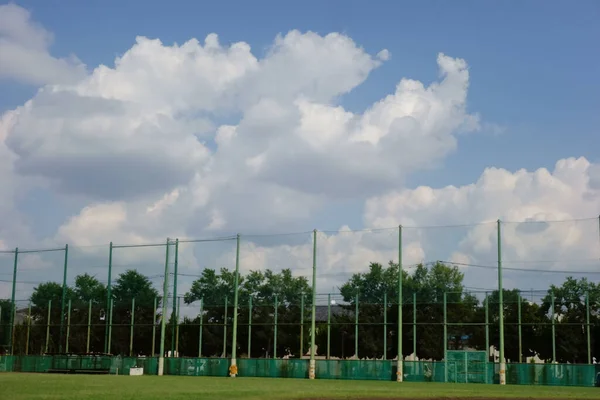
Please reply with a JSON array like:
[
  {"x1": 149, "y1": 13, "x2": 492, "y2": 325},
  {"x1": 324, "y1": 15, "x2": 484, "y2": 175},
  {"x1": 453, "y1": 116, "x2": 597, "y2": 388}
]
[{"x1": 1, "y1": 374, "x2": 598, "y2": 400}]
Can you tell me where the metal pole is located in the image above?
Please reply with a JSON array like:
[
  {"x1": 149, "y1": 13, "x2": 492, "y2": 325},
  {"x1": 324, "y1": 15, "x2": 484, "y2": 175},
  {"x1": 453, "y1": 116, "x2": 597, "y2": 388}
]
[
  {"x1": 45, "y1": 300, "x2": 51, "y2": 354},
  {"x1": 247, "y1": 297, "x2": 251, "y2": 358},
  {"x1": 518, "y1": 292, "x2": 522, "y2": 363},
  {"x1": 309, "y1": 229, "x2": 317, "y2": 379},
  {"x1": 354, "y1": 293, "x2": 359, "y2": 358},
  {"x1": 223, "y1": 297, "x2": 228, "y2": 357},
  {"x1": 86, "y1": 300, "x2": 92, "y2": 353},
  {"x1": 25, "y1": 302, "x2": 31, "y2": 355},
  {"x1": 231, "y1": 233, "x2": 241, "y2": 375},
  {"x1": 108, "y1": 298, "x2": 113, "y2": 353},
  {"x1": 397, "y1": 225, "x2": 403, "y2": 382},
  {"x1": 497, "y1": 219, "x2": 506, "y2": 385},
  {"x1": 158, "y1": 238, "x2": 170, "y2": 375},
  {"x1": 152, "y1": 297, "x2": 157, "y2": 356},
  {"x1": 274, "y1": 294, "x2": 278, "y2": 359},
  {"x1": 171, "y1": 239, "x2": 179, "y2": 356},
  {"x1": 383, "y1": 292, "x2": 387, "y2": 359},
  {"x1": 586, "y1": 292, "x2": 591, "y2": 364},
  {"x1": 412, "y1": 292, "x2": 416, "y2": 358},
  {"x1": 551, "y1": 291, "x2": 556, "y2": 363},
  {"x1": 8, "y1": 248, "x2": 18, "y2": 355},
  {"x1": 485, "y1": 293, "x2": 489, "y2": 363},
  {"x1": 105, "y1": 242, "x2": 113, "y2": 354},
  {"x1": 198, "y1": 298, "x2": 204, "y2": 358},
  {"x1": 444, "y1": 292, "x2": 447, "y2": 383},
  {"x1": 326, "y1": 293, "x2": 330, "y2": 360},
  {"x1": 301, "y1": 293, "x2": 305, "y2": 359},
  {"x1": 59, "y1": 244, "x2": 69, "y2": 353},
  {"x1": 129, "y1": 298, "x2": 135, "y2": 357},
  {"x1": 175, "y1": 297, "x2": 180, "y2": 356},
  {"x1": 65, "y1": 299, "x2": 71, "y2": 353}
]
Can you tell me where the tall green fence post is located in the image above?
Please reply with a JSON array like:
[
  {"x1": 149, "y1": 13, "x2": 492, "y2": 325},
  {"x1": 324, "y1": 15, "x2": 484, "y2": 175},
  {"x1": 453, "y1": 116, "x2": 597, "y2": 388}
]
[
  {"x1": 175, "y1": 297, "x2": 180, "y2": 356},
  {"x1": 158, "y1": 238, "x2": 170, "y2": 375},
  {"x1": 45, "y1": 300, "x2": 51, "y2": 353},
  {"x1": 355, "y1": 293, "x2": 359, "y2": 358},
  {"x1": 223, "y1": 297, "x2": 228, "y2": 357},
  {"x1": 25, "y1": 302, "x2": 31, "y2": 355},
  {"x1": 86, "y1": 300, "x2": 92, "y2": 353},
  {"x1": 397, "y1": 225, "x2": 403, "y2": 382},
  {"x1": 274, "y1": 294, "x2": 278, "y2": 359},
  {"x1": 230, "y1": 233, "x2": 241, "y2": 376},
  {"x1": 383, "y1": 292, "x2": 387, "y2": 359},
  {"x1": 586, "y1": 291, "x2": 591, "y2": 364},
  {"x1": 8, "y1": 247, "x2": 18, "y2": 355},
  {"x1": 484, "y1": 293, "x2": 489, "y2": 384},
  {"x1": 326, "y1": 293, "x2": 330, "y2": 359},
  {"x1": 152, "y1": 297, "x2": 157, "y2": 356},
  {"x1": 518, "y1": 292, "x2": 522, "y2": 363},
  {"x1": 301, "y1": 293, "x2": 305, "y2": 358},
  {"x1": 551, "y1": 291, "x2": 556, "y2": 363},
  {"x1": 497, "y1": 219, "x2": 506, "y2": 385},
  {"x1": 129, "y1": 297, "x2": 135, "y2": 357},
  {"x1": 412, "y1": 292, "x2": 416, "y2": 358},
  {"x1": 108, "y1": 298, "x2": 113, "y2": 353},
  {"x1": 443, "y1": 292, "x2": 447, "y2": 383},
  {"x1": 246, "y1": 297, "x2": 251, "y2": 358},
  {"x1": 65, "y1": 298, "x2": 72, "y2": 353},
  {"x1": 309, "y1": 229, "x2": 317, "y2": 379},
  {"x1": 105, "y1": 242, "x2": 113, "y2": 354},
  {"x1": 485, "y1": 293, "x2": 489, "y2": 363},
  {"x1": 59, "y1": 244, "x2": 69, "y2": 353},
  {"x1": 198, "y1": 298, "x2": 204, "y2": 358},
  {"x1": 171, "y1": 239, "x2": 179, "y2": 356}
]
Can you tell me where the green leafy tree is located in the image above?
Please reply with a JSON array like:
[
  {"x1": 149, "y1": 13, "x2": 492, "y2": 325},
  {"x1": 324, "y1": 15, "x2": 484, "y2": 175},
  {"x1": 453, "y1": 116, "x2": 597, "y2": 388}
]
[
  {"x1": 110, "y1": 270, "x2": 159, "y2": 356},
  {"x1": 0, "y1": 299, "x2": 11, "y2": 354},
  {"x1": 539, "y1": 277, "x2": 600, "y2": 363},
  {"x1": 183, "y1": 268, "x2": 310, "y2": 358}
]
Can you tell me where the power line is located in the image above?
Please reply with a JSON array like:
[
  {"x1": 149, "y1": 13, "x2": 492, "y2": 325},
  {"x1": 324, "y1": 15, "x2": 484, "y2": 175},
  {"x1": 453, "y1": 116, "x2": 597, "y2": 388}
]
[{"x1": 440, "y1": 260, "x2": 600, "y2": 275}]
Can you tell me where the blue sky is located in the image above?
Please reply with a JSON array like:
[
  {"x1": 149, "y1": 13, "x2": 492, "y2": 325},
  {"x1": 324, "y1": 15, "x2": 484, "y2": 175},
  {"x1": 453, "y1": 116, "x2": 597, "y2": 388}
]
[
  {"x1": 1, "y1": 1, "x2": 599, "y2": 296},
  {"x1": 4, "y1": 0, "x2": 599, "y2": 190}
]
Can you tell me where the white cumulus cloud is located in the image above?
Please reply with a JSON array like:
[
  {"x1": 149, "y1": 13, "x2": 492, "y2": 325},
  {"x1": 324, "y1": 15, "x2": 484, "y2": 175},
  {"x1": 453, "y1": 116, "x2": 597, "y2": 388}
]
[{"x1": 0, "y1": 3, "x2": 86, "y2": 85}]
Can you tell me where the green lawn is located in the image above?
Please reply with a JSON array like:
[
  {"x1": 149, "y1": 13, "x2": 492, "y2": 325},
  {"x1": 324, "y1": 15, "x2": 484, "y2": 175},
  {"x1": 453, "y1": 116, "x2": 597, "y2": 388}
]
[{"x1": 0, "y1": 374, "x2": 598, "y2": 400}]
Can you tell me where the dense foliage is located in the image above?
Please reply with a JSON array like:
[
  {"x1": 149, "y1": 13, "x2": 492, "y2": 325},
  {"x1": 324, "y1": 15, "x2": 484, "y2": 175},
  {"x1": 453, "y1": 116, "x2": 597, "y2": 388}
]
[{"x1": 1, "y1": 262, "x2": 599, "y2": 363}]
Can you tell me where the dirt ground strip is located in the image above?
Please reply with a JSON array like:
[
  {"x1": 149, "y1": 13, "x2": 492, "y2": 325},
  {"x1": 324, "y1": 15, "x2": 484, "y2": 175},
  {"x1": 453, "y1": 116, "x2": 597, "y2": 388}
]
[{"x1": 305, "y1": 398, "x2": 563, "y2": 400}]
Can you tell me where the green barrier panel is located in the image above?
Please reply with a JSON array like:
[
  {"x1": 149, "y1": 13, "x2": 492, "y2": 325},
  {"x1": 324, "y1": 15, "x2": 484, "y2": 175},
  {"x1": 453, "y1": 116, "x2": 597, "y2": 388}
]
[
  {"x1": 506, "y1": 363, "x2": 596, "y2": 387},
  {"x1": 315, "y1": 360, "x2": 393, "y2": 381},
  {"x1": 0, "y1": 355, "x2": 14, "y2": 372},
  {"x1": 403, "y1": 361, "x2": 446, "y2": 382},
  {"x1": 1, "y1": 354, "x2": 598, "y2": 387},
  {"x1": 164, "y1": 358, "x2": 229, "y2": 377},
  {"x1": 110, "y1": 356, "x2": 158, "y2": 375},
  {"x1": 237, "y1": 359, "x2": 308, "y2": 379}
]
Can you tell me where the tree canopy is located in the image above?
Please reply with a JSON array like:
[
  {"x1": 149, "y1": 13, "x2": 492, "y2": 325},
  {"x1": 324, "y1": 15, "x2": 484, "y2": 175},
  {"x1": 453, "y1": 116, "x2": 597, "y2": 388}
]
[{"x1": 2, "y1": 262, "x2": 598, "y2": 363}]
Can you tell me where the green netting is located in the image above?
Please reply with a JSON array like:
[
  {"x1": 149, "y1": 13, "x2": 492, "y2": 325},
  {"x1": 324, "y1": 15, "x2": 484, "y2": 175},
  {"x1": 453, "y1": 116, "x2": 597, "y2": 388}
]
[
  {"x1": 403, "y1": 361, "x2": 447, "y2": 382},
  {"x1": 315, "y1": 360, "x2": 393, "y2": 381},
  {"x1": 164, "y1": 357, "x2": 229, "y2": 376},
  {"x1": 1, "y1": 354, "x2": 599, "y2": 387},
  {"x1": 446, "y1": 350, "x2": 488, "y2": 383},
  {"x1": 110, "y1": 356, "x2": 158, "y2": 375},
  {"x1": 0, "y1": 355, "x2": 14, "y2": 372},
  {"x1": 237, "y1": 359, "x2": 308, "y2": 379},
  {"x1": 506, "y1": 363, "x2": 596, "y2": 387}
]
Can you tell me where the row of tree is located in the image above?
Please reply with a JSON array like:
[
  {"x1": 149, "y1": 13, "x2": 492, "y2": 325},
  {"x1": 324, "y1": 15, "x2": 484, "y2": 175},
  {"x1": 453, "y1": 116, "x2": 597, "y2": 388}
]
[{"x1": 1, "y1": 261, "x2": 599, "y2": 363}]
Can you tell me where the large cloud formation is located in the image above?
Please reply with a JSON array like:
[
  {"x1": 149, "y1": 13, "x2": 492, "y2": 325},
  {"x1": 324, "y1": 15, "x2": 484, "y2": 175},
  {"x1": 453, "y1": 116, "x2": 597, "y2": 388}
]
[
  {"x1": 0, "y1": 3, "x2": 86, "y2": 85},
  {"x1": 0, "y1": 4, "x2": 598, "y2": 299}
]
